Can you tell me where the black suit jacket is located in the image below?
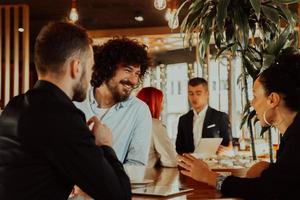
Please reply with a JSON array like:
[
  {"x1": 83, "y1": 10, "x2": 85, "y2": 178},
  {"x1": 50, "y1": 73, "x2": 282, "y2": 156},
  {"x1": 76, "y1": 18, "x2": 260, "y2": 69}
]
[
  {"x1": 0, "y1": 81, "x2": 131, "y2": 200},
  {"x1": 175, "y1": 106, "x2": 232, "y2": 154},
  {"x1": 221, "y1": 113, "x2": 300, "y2": 199}
]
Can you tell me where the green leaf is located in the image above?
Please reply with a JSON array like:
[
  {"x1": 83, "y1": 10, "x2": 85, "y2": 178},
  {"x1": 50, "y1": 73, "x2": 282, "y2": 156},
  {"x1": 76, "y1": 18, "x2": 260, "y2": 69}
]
[
  {"x1": 260, "y1": 126, "x2": 269, "y2": 137},
  {"x1": 216, "y1": 0, "x2": 230, "y2": 32},
  {"x1": 177, "y1": 0, "x2": 191, "y2": 15},
  {"x1": 250, "y1": 0, "x2": 261, "y2": 19},
  {"x1": 262, "y1": 5, "x2": 280, "y2": 25},
  {"x1": 233, "y1": 7, "x2": 250, "y2": 49},
  {"x1": 245, "y1": 50, "x2": 262, "y2": 70},
  {"x1": 273, "y1": 0, "x2": 300, "y2": 3},
  {"x1": 249, "y1": 18, "x2": 257, "y2": 37},
  {"x1": 243, "y1": 55, "x2": 259, "y2": 79},
  {"x1": 263, "y1": 54, "x2": 276, "y2": 69},
  {"x1": 225, "y1": 19, "x2": 235, "y2": 43},
  {"x1": 247, "y1": 110, "x2": 256, "y2": 129},
  {"x1": 243, "y1": 101, "x2": 251, "y2": 114},
  {"x1": 278, "y1": 5, "x2": 295, "y2": 27},
  {"x1": 214, "y1": 31, "x2": 222, "y2": 49},
  {"x1": 240, "y1": 114, "x2": 248, "y2": 129},
  {"x1": 265, "y1": 26, "x2": 292, "y2": 56},
  {"x1": 216, "y1": 43, "x2": 235, "y2": 58}
]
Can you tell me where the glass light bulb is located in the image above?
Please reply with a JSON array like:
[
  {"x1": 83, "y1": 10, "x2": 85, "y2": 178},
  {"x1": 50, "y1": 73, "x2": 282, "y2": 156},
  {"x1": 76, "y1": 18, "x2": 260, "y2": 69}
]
[
  {"x1": 69, "y1": 8, "x2": 79, "y2": 22},
  {"x1": 168, "y1": 11, "x2": 179, "y2": 29},
  {"x1": 154, "y1": 0, "x2": 167, "y2": 10},
  {"x1": 165, "y1": 8, "x2": 171, "y2": 21}
]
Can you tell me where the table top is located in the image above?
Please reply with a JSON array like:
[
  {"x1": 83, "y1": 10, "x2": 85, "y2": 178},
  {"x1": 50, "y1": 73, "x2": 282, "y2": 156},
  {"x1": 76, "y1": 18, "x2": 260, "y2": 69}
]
[{"x1": 132, "y1": 167, "x2": 243, "y2": 200}]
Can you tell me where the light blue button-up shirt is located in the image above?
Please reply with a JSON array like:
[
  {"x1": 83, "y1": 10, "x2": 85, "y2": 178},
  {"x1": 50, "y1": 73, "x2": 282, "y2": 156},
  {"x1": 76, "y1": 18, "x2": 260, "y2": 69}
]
[{"x1": 74, "y1": 87, "x2": 152, "y2": 166}]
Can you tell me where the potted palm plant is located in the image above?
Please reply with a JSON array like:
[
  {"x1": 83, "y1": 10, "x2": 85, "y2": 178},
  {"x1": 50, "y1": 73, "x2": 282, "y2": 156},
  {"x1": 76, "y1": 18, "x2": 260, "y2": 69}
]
[{"x1": 177, "y1": 0, "x2": 300, "y2": 160}]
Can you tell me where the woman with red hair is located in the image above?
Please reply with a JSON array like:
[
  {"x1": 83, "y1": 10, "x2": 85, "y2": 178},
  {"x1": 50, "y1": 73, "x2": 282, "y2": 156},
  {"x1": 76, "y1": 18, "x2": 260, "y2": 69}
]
[{"x1": 136, "y1": 87, "x2": 177, "y2": 167}]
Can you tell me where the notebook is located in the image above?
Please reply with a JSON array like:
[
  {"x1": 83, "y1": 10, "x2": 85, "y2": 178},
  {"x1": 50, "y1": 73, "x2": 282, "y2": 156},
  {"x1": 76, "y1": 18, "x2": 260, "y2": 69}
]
[
  {"x1": 132, "y1": 186, "x2": 193, "y2": 197},
  {"x1": 193, "y1": 138, "x2": 223, "y2": 158}
]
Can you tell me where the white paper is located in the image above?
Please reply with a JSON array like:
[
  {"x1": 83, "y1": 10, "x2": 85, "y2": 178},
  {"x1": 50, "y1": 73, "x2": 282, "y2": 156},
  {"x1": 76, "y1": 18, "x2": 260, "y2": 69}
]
[{"x1": 193, "y1": 138, "x2": 223, "y2": 158}]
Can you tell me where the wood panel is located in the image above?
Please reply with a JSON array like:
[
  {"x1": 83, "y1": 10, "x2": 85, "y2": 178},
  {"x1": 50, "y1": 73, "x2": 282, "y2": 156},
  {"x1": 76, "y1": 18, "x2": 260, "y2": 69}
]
[
  {"x1": 22, "y1": 5, "x2": 30, "y2": 93},
  {"x1": 13, "y1": 6, "x2": 19, "y2": 96},
  {"x1": 0, "y1": 8, "x2": 2, "y2": 108},
  {"x1": 0, "y1": 5, "x2": 30, "y2": 109},
  {"x1": 4, "y1": 6, "x2": 10, "y2": 106}
]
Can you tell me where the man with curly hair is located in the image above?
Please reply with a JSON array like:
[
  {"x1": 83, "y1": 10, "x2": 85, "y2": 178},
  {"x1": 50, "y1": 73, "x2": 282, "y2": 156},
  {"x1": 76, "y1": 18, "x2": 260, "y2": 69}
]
[{"x1": 75, "y1": 38, "x2": 152, "y2": 166}]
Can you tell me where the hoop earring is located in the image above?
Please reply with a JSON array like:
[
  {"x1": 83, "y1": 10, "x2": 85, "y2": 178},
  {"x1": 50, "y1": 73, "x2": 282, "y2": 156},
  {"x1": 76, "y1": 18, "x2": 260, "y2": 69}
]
[{"x1": 263, "y1": 109, "x2": 272, "y2": 126}]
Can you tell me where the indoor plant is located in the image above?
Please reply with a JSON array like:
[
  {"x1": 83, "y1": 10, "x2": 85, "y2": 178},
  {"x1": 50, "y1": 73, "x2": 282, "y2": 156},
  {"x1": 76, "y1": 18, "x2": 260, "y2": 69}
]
[{"x1": 177, "y1": 0, "x2": 300, "y2": 160}]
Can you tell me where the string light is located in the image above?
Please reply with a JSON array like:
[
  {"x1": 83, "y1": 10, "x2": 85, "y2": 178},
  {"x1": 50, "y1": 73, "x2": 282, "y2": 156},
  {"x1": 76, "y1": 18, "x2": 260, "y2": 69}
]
[
  {"x1": 165, "y1": 8, "x2": 171, "y2": 21},
  {"x1": 154, "y1": 0, "x2": 167, "y2": 10},
  {"x1": 168, "y1": 9, "x2": 179, "y2": 29},
  {"x1": 69, "y1": 0, "x2": 79, "y2": 23}
]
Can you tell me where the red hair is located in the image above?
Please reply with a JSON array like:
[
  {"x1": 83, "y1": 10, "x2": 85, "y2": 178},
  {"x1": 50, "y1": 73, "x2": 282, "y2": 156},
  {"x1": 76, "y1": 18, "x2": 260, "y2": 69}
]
[{"x1": 136, "y1": 87, "x2": 163, "y2": 119}]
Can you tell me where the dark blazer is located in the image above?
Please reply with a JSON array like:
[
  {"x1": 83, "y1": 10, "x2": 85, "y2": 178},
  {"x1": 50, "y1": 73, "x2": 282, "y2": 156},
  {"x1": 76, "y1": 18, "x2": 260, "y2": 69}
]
[
  {"x1": 176, "y1": 106, "x2": 232, "y2": 154},
  {"x1": 0, "y1": 81, "x2": 131, "y2": 200},
  {"x1": 221, "y1": 113, "x2": 300, "y2": 200}
]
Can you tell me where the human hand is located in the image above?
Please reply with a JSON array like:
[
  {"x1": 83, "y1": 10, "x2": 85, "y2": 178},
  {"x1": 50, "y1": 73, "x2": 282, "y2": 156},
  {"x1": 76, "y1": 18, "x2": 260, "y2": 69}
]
[
  {"x1": 73, "y1": 185, "x2": 92, "y2": 200},
  {"x1": 87, "y1": 116, "x2": 112, "y2": 147},
  {"x1": 177, "y1": 154, "x2": 218, "y2": 187},
  {"x1": 217, "y1": 144, "x2": 233, "y2": 156},
  {"x1": 246, "y1": 161, "x2": 270, "y2": 178}
]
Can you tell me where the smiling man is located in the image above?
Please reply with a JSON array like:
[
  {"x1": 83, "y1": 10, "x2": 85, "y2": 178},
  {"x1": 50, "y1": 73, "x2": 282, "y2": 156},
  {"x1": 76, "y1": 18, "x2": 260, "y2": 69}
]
[{"x1": 75, "y1": 38, "x2": 152, "y2": 165}]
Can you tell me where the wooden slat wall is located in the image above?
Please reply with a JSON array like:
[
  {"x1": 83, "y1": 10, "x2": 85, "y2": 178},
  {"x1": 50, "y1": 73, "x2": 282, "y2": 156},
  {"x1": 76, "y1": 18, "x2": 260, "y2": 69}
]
[
  {"x1": 4, "y1": 7, "x2": 10, "y2": 108},
  {"x1": 0, "y1": 5, "x2": 29, "y2": 109},
  {"x1": 0, "y1": 8, "x2": 2, "y2": 104},
  {"x1": 22, "y1": 6, "x2": 30, "y2": 93}
]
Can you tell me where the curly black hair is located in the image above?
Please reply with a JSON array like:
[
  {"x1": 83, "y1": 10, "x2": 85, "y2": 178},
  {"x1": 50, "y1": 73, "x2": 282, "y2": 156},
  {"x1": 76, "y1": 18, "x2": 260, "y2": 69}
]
[
  {"x1": 259, "y1": 47, "x2": 300, "y2": 111},
  {"x1": 91, "y1": 37, "x2": 152, "y2": 88}
]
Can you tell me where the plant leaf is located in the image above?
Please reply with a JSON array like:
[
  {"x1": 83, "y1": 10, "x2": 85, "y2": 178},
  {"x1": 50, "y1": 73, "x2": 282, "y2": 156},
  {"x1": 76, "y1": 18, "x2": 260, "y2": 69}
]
[
  {"x1": 265, "y1": 26, "x2": 292, "y2": 56},
  {"x1": 250, "y1": 0, "x2": 261, "y2": 19},
  {"x1": 278, "y1": 5, "x2": 295, "y2": 27},
  {"x1": 261, "y1": 5, "x2": 280, "y2": 25},
  {"x1": 216, "y1": 43, "x2": 235, "y2": 59},
  {"x1": 233, "y1": 7, "x2": 249, "y2": 49},
  {"x1": 247, "y1": 110, "x2": 256, "y2": 129},
  {"x1": 216, "y1": 0, "x2": 230, "y2": 33},
  {"x1": 225, "y1": 19, "x2": 235, "y2": 43},
  {"x1": 260, "y1": 126, "x2": 269, "y2": 137},
  {"x1": 242, "y1": 55, "x2": 259, "y2": 79},
  {"x1": 273, "y1": 0, "x2": 300, "y2": 3},
  {"x1": 263, "y1": 54, "x2": 276, "y2": 69}
]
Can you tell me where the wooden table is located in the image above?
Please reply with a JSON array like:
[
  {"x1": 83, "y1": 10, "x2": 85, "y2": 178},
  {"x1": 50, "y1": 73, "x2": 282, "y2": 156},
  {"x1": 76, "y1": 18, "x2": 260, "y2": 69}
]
[{"x1": 132, "y1": 167, "x2": 243, "y2": 200}]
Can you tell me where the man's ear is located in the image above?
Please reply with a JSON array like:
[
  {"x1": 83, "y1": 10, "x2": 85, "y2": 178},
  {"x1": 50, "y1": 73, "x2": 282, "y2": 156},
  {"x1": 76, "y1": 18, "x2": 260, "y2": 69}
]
[{"x1": 70, "y1": 59, "x2": 81, "y2": 79}]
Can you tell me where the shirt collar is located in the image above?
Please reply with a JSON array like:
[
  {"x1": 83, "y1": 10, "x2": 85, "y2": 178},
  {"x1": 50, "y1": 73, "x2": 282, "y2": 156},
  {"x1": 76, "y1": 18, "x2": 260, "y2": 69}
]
[
  {"x1": 193, "y1": 105, "x2": 208, "y2": 117},
  {"x1": 89, "y1": 87, "x2": 132, "y2": 111}
]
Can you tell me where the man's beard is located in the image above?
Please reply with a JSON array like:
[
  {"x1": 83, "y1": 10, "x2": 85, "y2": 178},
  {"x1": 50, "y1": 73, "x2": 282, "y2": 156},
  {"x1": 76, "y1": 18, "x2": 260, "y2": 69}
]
[
  {"x1": 72, "y1": 68, "x2": 88, "y2": 102},
  {"x1": 107, "y1": 79, "x2": 135, "y2": 103}
]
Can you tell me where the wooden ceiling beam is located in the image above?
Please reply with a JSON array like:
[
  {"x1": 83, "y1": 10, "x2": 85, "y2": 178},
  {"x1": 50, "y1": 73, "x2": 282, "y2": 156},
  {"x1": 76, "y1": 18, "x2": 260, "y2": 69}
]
[{"x1": 88, "y1": 26, "x2": 179, "y2": 38}]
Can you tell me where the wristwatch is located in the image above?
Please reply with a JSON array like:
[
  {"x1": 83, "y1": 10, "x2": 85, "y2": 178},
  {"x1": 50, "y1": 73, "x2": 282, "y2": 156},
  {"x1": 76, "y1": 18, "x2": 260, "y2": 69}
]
[{"x1": 216, "y1": 175, "x2": 227, "y2": 191}]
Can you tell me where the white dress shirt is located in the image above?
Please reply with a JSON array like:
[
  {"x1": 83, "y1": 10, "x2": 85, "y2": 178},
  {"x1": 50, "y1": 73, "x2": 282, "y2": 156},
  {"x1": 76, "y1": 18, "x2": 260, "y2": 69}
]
[{"x1": 193, "y1": 105, "x2": 208, "y2": 149}]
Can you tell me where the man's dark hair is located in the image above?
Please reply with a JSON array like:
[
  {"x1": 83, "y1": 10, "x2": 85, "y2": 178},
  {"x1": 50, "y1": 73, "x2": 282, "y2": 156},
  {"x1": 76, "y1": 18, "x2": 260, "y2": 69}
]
[
  {"x1": 91, "y1": 37, "x2": 152, "y2": 87},
  {"x1": 259, "y1": 47, "x2": 300, "y2": 111},
  {"x1": 188, "y1": 77, "x2": 208, "y2": 90},
  {"x1": 34, "y1": 21, "x2": 92, "y2": 75}
]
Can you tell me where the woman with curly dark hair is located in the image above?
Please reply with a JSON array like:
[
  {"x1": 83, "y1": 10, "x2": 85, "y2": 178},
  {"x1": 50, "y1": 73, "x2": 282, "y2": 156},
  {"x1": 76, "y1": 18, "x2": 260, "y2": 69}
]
[
  {"x1": 178, "y1": 48, "x2": 300, "y2": 199},
  {"x1": 75, "y1": 37, "x2": 153, "y2": 166}
]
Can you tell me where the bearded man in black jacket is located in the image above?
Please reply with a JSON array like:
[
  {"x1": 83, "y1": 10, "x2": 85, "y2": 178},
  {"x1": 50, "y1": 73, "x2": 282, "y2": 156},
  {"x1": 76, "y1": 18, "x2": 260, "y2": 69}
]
[{"x1": 0, "y1": 22, "x2": 131, "y2": 200}]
